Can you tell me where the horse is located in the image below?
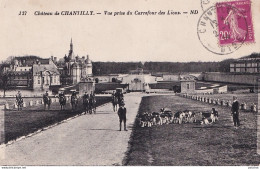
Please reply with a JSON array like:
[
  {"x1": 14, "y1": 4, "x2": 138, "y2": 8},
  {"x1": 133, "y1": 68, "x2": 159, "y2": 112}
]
[
  {"x1": 71, "y1": 95, "x2": 78, "y2": 111},
  {"x1": 118, "y1": 96, "x2": 124, "y2": 107},
  {"x1": 83, "y1": 97, "x2": 90, "y2": 114},
  {"x1": 59, "y1": 95, "x2": 66, "y2": 110},
  {"x1": 43, "y1": 95, "x2": 51, "y2": 110},
  {"x1": 16, "y1": 97, "x2": 23, "y2": 111},
  {"x1": 89, "y1": 97, "x2": 96, "y2": 114},
  {"x1": 112, "y1": 96, "x2": 119, "y2": 112}
]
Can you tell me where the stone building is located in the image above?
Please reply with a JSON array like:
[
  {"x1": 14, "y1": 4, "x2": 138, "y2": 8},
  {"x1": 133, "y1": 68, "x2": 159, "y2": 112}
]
[
  {"x1": 1, "y1": 56, "x2": 60, "y2": 89},
  {"x1": 59, "y1": 39, "x2": 93, "y2": 85},
  {"x1": 180, "y1": 75, "x2": 196, "y2": 93},
  {"x1": 32, "y1": 61, "x2": 60, "y2": 89},
  {"x1": 230, "y1": 53, "x2": 260, "y2": 73}
]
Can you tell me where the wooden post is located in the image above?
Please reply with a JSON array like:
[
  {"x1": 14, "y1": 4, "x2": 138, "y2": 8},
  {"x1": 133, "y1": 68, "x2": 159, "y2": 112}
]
[
  {"x1": 0, "y1": 105, "x2": 5, "y2": 144},
  {"x1": 4, "y1": 103, "x2": 9, "y2": 110},
  {"x1": 29, "y1": 100, "x2": 33, "y2": 106},
  {"x1": 23, "y1": 102, "x2": 26, "y2": 108}
]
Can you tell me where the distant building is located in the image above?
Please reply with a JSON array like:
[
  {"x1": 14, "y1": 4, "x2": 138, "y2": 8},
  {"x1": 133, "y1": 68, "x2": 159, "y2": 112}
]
[
  {"x1": 230, "y1": 54, "x2": 260, "y2": 73},
  {"x1": 180, "y1": 75, "x2": 196, "y2": 93},
  {"x1": 32, "y1": 62, "x2": 60, "y2": 89},
  {"x1": 58, "y1": 39, "x2": 93, "y2": 85},
  {"x1": 1, "y1": 56, "x2": 60, "y2": 89}
]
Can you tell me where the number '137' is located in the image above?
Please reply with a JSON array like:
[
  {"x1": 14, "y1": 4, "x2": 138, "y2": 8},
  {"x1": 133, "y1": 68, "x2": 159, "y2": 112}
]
[{"x1": 19, "y1": 11, "x2": 27, "y2": 15}]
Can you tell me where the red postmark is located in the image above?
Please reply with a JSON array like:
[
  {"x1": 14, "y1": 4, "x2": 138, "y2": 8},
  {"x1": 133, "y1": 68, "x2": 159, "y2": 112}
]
[{"x1": 216, "y1": 0, "x2": 254, "y2": 45}]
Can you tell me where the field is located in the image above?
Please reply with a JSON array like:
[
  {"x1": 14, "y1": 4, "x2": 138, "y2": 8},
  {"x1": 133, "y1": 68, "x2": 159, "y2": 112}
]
[
  {"x1": 2, "y1": 96, "x2": 111, "y2": 144},
  {"x1": 124, "y1": 95, "x2": 260, "y2": 166}
]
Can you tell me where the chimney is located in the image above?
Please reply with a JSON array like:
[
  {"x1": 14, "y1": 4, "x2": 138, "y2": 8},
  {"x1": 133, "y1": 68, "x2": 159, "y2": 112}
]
[
  {"x1": 82, "y1": 56, "x2": 85, "y2": 60},
  {"x1": 54, "y1": 57, "x2": 57, "y2": 62},
  {"x1": 51, "y1": 56, "x2": 54, "y2": 61}
]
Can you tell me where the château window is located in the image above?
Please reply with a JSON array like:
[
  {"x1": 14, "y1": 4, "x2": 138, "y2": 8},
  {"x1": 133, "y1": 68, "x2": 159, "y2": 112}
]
[
  {"x1": 38, "y1": 79, "x2": 40, "y2": 84},
  {"x1": 187, "y1": 84, "x2": 190, "y2": 89}
]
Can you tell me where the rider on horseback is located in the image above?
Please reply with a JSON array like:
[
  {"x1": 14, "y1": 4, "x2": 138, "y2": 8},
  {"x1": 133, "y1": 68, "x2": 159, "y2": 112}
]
[
  {"x1": 16, "y1": 91, "x2": 22, "y2": 101},
  {"x1": 89, "y1": 91, "x2": 96, "y2": 114},
  {"x1": 16, "y1": 91, "x2": 23, "y2": 110},
  {"x1": 83, "y1": 92, "x2": 89, "y2": 114},
  {"x1": 71, "y1": 91, "x2": 78, "y2": 110},
  {"x1": 58, "y1": 90, "x2": 66, "y2": 110},
  {"x1": 43, "y1": 91, "x2": 51, "y2": 110},
  {"x1": 71, "y1": 91, "x2": 77, "y2": 99},
  {"x1": 59, "y1": 91, "x2": 64, "y2": 98},
  {"x1": 117, "y1": 91, "x2": 124, "y2": 107}
]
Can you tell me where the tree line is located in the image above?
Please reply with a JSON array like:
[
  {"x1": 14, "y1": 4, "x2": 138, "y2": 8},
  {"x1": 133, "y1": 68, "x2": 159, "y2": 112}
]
[{"x1": 92, "y1": 59, "x2": 235, "y2": 75}]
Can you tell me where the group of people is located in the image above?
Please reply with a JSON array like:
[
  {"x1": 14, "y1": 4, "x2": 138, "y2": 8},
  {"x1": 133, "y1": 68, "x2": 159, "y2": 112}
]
[
  {"x1": 15, "y1": 90, "x2": 96, "y2": 111},
  {"x1": 82, "y1": 91, "x2": 96, "y2": 114},
  {"x1": 14, "y1": 88, "x2": 242, "y2": 130}
]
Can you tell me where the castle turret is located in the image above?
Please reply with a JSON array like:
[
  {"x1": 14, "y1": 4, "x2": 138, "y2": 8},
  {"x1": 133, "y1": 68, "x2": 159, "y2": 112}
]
[
  {"x1": 85, "y1": 55, "x2": 92, "y2": 76},
  {"x1": 68, "y1": 38, "x2": 75, "y2": 60}
]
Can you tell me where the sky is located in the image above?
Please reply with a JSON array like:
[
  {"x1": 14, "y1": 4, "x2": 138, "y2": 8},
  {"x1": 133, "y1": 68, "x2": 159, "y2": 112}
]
[{"x1": 0, "y1": 0, "x2": 259, "y2": 62}]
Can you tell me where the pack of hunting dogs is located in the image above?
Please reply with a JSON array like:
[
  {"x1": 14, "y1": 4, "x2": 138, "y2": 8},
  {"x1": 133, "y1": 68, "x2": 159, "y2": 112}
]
[
  {"x1": 14, "y1": 90, "x2": 96, "y2": 114},
  {"x1": 137, "y1": 108, "x2": 219, "y2": 127}
]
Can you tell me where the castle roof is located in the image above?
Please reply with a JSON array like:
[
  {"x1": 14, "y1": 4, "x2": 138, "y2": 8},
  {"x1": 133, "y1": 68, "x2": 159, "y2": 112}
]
[
  {"x1": 14, "y1": 56, "x2": 50, "y2": 66},
  {"x1": 32, "y1": 64, "x2": 60, "y2": 76}
]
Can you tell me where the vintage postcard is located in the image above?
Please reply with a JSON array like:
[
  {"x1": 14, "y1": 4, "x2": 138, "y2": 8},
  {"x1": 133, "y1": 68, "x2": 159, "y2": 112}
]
[{"x1": 0, "y1": 0, "x2": 260, "y2": 167}]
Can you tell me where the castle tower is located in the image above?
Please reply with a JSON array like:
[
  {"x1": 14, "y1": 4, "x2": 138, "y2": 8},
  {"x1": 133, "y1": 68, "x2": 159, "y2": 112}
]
[
  {"x1": 68, "y1": 38, "x2": 75, "y2": 60},
  {"x1": 86, "y1": 55, "x2": 92, "y2": 76}
]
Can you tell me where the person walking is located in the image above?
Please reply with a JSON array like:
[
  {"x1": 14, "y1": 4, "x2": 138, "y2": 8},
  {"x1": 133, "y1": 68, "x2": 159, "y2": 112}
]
[
  {"x1": 117, "y1": 102, "x2": 127, "y2": 131},
  {"x1": 231, "y1": 96, "x2": 240, "y2": 128}
]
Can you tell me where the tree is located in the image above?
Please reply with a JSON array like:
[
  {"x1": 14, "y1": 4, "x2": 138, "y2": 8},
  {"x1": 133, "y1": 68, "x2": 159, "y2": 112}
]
[{"x1": 2, "y1": 74, "x2": 9, "y2": 97}]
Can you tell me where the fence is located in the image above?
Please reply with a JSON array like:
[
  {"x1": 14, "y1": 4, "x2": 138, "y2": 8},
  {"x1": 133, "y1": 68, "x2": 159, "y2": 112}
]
[{"x1": 176, "y1": 93, "x2": 257, "y2": 112}]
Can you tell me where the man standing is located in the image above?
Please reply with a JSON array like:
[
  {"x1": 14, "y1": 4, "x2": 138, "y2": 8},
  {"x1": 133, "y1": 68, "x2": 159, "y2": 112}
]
[
  {"x1": 231, "y1": 96, "x2": 240, "y2": 128},
  {"x1": 117, "y1": 102, "x2": 127, "y2": 131}
]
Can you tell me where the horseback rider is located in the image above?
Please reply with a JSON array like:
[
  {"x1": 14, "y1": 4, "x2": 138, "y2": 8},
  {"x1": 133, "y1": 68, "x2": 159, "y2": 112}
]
[
  {"x1": 43, "y1": 91, "x2": 49, "y2": 98},
  {"x1": 59, "y1": 90, "x2": 65, "y2": 98},
  {"x1": 112, "y1": 91, "x2": 115, "y2": 96},
  {"x1": 71, "y1": 91, "x2": 77, "y2": 98},
  {"x1": 89, "y1": 91, "x2": 96, "y2": 114},
  {"x1": 16, "y1": 91, "x2": 23, "y2": 102},
  {"x1": 58, "y1": 90, "x2": 66, "y2": 110},
  {"x1": 90, "y1": 91, "x2": 95, "y2": 100},
  {"x1": 118, "y1": 91, "x2": 124, "y2": 106},
  {"x1": 112, "y1": 91, "x2": 116, "y2": 100},
  {"x1": 15, "y1": 91, "x2": 23, "y2": 110},
  {"x1": 83, "y1": 92, "x2": 89, "y2": 100},
  {"x1": 83, "y1": 92, "x2": 89, "y2": 114},
  {"x1": 43, "y1": 91, "x2": 50, "y2": 110},
  {"x1": 71, "y1": 91, "x2": 78, "y2": 110}
]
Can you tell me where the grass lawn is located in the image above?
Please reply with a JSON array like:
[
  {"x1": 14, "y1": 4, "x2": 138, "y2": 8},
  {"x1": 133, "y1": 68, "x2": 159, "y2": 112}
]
[
  {"x1": 2, "y1": 96, "x2": 111, "y2": 144},
  {"x1": 124, "y1": 95, "x2": 260, "y2": 166}
]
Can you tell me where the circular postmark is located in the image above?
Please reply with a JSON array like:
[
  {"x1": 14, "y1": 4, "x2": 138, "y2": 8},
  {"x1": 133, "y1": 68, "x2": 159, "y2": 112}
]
[
  {"x1": 201, "y1": 0, "x2": 226, "y2": 11},
  {"x1": 201, "y1": 0, "x2": 215, "y2": 11},
  {"x1": 197, "y1": 5, "x2": 247, "y2": 55}
]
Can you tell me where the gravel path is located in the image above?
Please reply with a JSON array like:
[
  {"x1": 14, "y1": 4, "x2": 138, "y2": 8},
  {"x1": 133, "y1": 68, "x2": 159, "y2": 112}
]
[{"x1": 0, "y1": 93, "x2": 143, "y2": 165}]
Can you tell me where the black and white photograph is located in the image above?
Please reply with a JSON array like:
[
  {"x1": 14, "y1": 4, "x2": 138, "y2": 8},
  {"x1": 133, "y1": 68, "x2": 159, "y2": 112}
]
[{"x1": 0, "y1": 0, "x2": 260, "y2": 167}]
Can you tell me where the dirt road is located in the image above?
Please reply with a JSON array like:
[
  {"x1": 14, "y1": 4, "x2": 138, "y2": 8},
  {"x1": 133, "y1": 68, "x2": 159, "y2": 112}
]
[{"x1": 0, "y1": 93, "x2": 143, "y2": 165}]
